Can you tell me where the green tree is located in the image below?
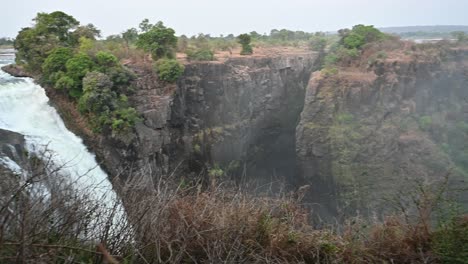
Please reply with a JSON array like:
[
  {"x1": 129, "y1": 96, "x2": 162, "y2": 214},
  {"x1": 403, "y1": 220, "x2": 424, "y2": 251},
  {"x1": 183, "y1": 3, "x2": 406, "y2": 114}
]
[
  {"x1": 95, "y1": 51, "x2": 118, "y2": 68},
  {"x1": 14, "y1": 27, "x2": 59, "y2": 71},
  {"x1": 138, "y1": 18, "x2": 153, "y2": 33},
  {"x1": 34, "y1": 11, "x2": 79, "y2": 44},
  {"x1": 237, "y1": 34, "x2": 253, "y2": 55},
  {"x1": 136, "y1": 21, "x2": 178, "y2": 60},
  {"x1": 64, "y1": 53, "x2": 95, "y2": 97},
  {"x1": 154, "y1": 59, "x2": 184, "y2": 83},
  {"x1": 72, "y1": 23, "x2": 101, "y2": 43},
  {"x1": 122, "y1": 28, "x2": 138, "y2": 50},
  {"x1": 42, "y1": 47, "x2": 74, "y2": 83},
  {"x1": 79, "y1": 71, "x2": 116, "y2": 113},
  {"x1": 342, "y1": 25, "x2": 385, "y2": 49},
  {"x1": 111, "y1": 106, "x2": 141, "y2": 134},
  {"x1": 14, "y1": 11, "x2": 81, "y2": 72}
]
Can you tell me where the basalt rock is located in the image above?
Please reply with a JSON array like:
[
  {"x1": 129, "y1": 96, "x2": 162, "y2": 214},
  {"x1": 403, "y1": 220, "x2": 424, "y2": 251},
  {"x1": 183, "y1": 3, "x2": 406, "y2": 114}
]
[{"x1": 296, "y1": 48, "x2": 468, "y2": 217}]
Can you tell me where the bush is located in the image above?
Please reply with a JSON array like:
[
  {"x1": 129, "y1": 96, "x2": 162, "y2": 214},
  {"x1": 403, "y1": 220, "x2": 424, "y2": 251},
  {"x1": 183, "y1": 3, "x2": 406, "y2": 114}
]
[
  {"x1": 154, "y1": 59, "x2": 185, "y2": 83},
  {"x1": 342, "y1": 24, "x2": 385, "y2": 50},
  {"x1": 136, "y1": 21, "x2": 177, "y2": 60},
  {"x1": 432, "y1": 216, "x2": 468, "y2": 263},
  {"x1": 42, "y1": 47, "x2": 74, "y2": 82},
  {"x1": 95, "y1": 51, "x2": 118, "y2": 68},
  {"x1": 79, "y1": 72, "x2": 116, "y2": 113},
  {"x1": 238, "y1": 33, "x2": 253, "y2": 55},
  {"x1": 186, "y1": 47, "x2": 215, "y2": 61},
  {"x1": 111, "y1": 107, "x2": 141, "y2": 134}
]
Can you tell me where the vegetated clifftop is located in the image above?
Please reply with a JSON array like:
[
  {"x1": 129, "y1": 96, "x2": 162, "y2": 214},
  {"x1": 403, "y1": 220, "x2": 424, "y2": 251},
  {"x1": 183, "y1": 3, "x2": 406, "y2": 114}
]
[{"x1": 296, "y1": 45, "x2": 468, "y2": 216}]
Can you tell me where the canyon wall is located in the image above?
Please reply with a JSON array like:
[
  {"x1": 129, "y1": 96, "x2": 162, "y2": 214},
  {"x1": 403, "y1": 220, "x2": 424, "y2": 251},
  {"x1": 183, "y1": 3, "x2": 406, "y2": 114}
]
[
  {"x1": 78, "y1": 52, "x2": 321, "y2": 187},
  {"x1": 296, "y1": 48, "x2": 468, "y2": 216}
]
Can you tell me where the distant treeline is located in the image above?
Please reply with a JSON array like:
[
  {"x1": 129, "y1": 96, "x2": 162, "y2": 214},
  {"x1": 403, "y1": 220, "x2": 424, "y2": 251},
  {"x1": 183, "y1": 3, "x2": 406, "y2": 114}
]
[
  {"x1": 380, "y1": 25, "x2": 468, "y2": 39},
  {"x1": 0, "y1": 37, "x2": 14, "y2": 46}
]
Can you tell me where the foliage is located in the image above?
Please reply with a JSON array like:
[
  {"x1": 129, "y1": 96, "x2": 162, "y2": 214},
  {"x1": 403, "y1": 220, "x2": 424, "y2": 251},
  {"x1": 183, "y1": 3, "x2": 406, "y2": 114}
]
[
  {"x1": 14, "y1": 27, "x2": 59, "y2": 71},
  {"x1": 138, "y1": 18, "x2": 153, "y2": 33},
  {"x1": 64, "y1": 53, "x2": 95, "y2": 97},
  {"x1": 42, "y1": 47, "x2": 74, "y2": 83},
  {"x1": 154, "y1": 58, "x2": 184, "y2": 83},
  {"x1": 136, "y1": 21, "x2": 177, "y2": 60},
  {"x1": 71, "y1": 23, "x2": 101, "y2": 42},
  {"x1": 13, "y1": 11, "x2": 142, "y2": 135},
  {"x1": 95, "y1": 51, "x2": 118, "y2": 68},
  {"x1": 309, "y1": 36, "x2": 327, "y2": 51},
  {"x1": 0, "y1": 37, "x2": 14, "y2": 46},
  {"x1": 111, "y1": 106, "x2": 141, "y2": 134},
  {"x1": 432, "y1": 216, "x2": 468, "y2": 263},
  {"x1": 122, "y1": 27, "x2": 138, "y2": 47},
  {"x1": 77, "y1": 36, "x2": 95, "y2": 54},
  {"x1": 238, "y1": 33, "x2": 253, "y2": 55},
  {"x1": 33, "y1": 11, "x2": 79, "y2": 43},
  {"x1": 14, "y1": 11, "x2": 80, "y2": 72},
  {"x1": 186, "y1": 47, "x2": 214, "y2": 61},
  {"x1": 78, "y1": 71, "x2": 140, "y2": 134},
  {"x1": 341, "y1": 24, "x2": 386, "y2": 50}
]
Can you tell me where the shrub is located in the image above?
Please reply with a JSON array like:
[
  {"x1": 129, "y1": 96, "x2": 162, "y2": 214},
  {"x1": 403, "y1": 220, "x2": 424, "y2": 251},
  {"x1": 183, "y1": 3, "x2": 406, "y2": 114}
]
[
  {"x1": 342, "y1": 24, "x2": 385, "y2": 50},
  {"x1": 154, "y1": 59, "x2": 185, "y2": 83},
  {"x1": 95, "y1": 51, "x2": 118, "y2": 68},
  {"x1": 309, "y1": 36, "x2": 327, "y2": 51},
  {"x1": 79, "y1": 72, "x2": 116, "y2": 113},
  {"x1": 238, "y1": 33, "x2": 253, "y2": 55},
  {"x1": 432, "y1": 216, "x2": 468, "y2": 262},
  {"x1": 186, "y1": 47, "x2": 215, "y2": 61},
  {"x1": 136, "y1": 21, "x2": 177, "y2": 60},
  {"x1": 42, "y1": 47, "x2": 74, "y2": 82},
  {"x1": 111, "y1": 107, "x2": 141, "y2": 134}
]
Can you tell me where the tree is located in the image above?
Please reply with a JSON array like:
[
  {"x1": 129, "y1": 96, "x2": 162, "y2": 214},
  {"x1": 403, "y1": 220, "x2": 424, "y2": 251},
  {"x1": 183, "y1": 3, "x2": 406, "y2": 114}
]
[
  {"x1": 154, "y1": 59, "x2": 184, "y2": 83},
  {"x1": 95, "y1": 51, "x2": 118, "y2": 68},
  {"x1": 64, "y1": 53, "x2": 95, "y2": 97},
  {"x1": 136, "y1": 21, "x2": 177, "y2": 60},
  {"x1": 34, "y1": 11, "x2": 79, "y2": 44},
  {"x1": 14, "y1": 11, "x2": 81, "y2": 71},
  {"x1": 79, "y1": 71, "x2": 116, "y2": 113},
  {"x1": 139, "y1": 18, "x2": 153, "y2": 33},
  {"x1": 72, "y1": 23, "x2": 101, "y2": 42},
  {"x1": 237, "y1": 34, "x2": 253, "y2": 55},
  {"x1": 122, "y1": 28, "x2": 138, "y2": 50},
  {"x1": 42, "y1": 47, "x2": 74, "y2": 83},
  {"x1": 342, "y1": 25, "x2": 385, "y2": 49}
]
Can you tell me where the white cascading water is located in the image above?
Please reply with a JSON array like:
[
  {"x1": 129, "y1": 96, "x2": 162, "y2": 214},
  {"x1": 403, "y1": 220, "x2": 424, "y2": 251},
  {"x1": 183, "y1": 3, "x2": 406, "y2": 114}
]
[{"x1": 0, "y1": 50, "x2": 125, "y2": 230}]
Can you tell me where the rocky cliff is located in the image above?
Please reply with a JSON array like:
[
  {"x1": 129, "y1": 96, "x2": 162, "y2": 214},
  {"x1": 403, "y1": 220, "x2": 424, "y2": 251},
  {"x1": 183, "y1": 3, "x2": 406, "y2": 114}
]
[
  {"x1": 5, "y1": 43, "x2": 467, "y2": 219},
  {"x1": 296, "y1": 46, "x2": 468, "y2": 216},
  {"x1": 129, "y1": 53, "x2": 320, "y2": 185}
]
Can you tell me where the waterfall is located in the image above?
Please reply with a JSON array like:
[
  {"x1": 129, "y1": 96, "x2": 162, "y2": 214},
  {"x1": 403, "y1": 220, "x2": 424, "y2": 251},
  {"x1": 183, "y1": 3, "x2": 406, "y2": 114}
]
[{"x1": 0, "y1": 50, "x2": 125, "y2": 232}]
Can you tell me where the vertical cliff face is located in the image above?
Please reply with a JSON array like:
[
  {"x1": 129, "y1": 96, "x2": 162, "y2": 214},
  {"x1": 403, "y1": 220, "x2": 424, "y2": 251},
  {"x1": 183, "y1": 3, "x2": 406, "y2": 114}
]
[
  {"x1": 170, "y1": 54, "x2": 319, "y2": 182},
  {"x1": 296, "y1": 48, "x2": 468, "y2": 216},
  {"x1": 100, "y1": 52, "x2": 319, "y2": 185}
]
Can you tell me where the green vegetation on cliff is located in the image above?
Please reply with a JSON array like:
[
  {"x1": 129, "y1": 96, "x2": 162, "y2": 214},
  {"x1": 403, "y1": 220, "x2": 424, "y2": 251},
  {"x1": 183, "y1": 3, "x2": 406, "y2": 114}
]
[{"x1": 14, "y1": 11, "x2": 140, "y2": 135}]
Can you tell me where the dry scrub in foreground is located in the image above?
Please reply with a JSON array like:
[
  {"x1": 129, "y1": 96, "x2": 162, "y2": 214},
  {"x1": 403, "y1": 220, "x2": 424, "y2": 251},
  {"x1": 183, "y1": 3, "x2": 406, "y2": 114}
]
[{"x1": 1, "y1": 159, "x2": 467, "y2": 263}]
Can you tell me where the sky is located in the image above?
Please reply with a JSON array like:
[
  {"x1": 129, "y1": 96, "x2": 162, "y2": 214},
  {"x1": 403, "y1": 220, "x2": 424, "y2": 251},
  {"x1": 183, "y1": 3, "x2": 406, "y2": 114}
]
[{"x1": 1, "y1": 0, "x2": 467, "y2": 38}]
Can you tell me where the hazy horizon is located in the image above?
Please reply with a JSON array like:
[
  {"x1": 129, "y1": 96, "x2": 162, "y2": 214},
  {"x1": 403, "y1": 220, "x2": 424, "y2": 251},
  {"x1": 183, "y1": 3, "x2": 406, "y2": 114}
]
[{"x1": 1, "y1": 0, "x2": 468, "y2": 38}]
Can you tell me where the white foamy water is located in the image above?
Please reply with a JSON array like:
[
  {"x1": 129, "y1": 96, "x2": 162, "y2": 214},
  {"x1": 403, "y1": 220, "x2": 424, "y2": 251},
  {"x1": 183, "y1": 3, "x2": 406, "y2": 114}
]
[{"x1": 0, "y1": 52, "x2": 122, "y2": 215}]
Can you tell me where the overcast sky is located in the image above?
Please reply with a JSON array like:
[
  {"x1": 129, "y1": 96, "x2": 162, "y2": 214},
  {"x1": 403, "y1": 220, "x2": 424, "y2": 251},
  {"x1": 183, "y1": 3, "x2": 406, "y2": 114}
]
[{"x1": 1, "y1": 0, "x2": 467, "y2": 38}]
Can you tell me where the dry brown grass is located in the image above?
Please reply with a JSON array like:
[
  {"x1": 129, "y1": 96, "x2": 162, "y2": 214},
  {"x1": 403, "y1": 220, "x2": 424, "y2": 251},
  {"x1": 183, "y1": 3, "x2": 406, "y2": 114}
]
[{"x1": 1, "y1": 155, "x2": 465, "y2": 263}]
